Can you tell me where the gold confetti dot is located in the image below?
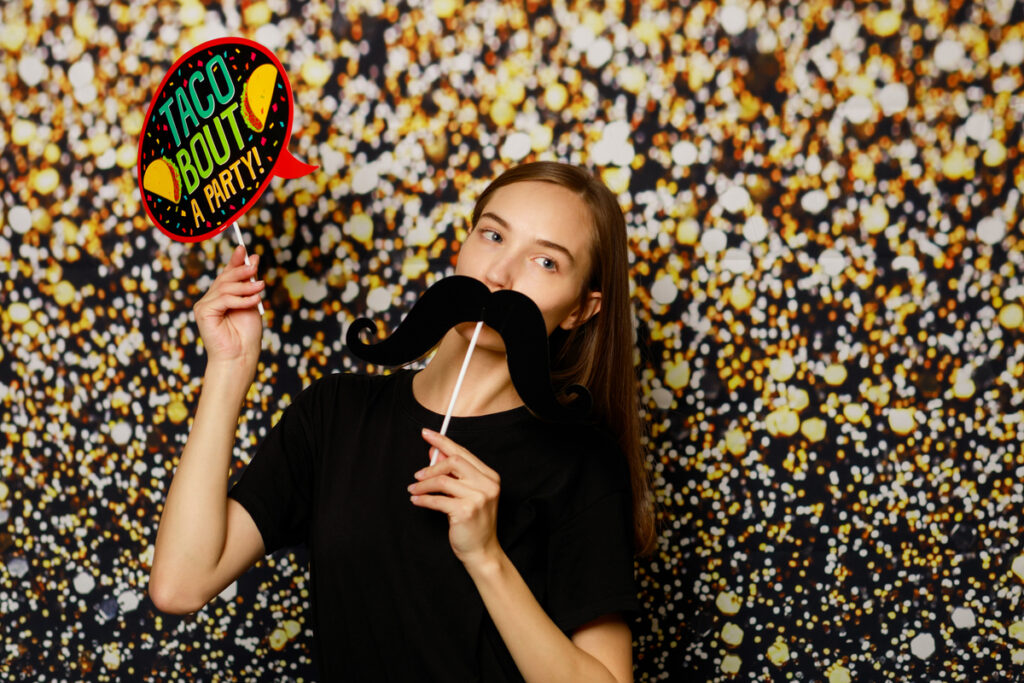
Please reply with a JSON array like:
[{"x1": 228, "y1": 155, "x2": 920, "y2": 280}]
[
  {"x1": 721, "y1": 653, "x2": 742, "y2": 675},
  {"x1": 842, "y1": 403, "x2": 867, "y2": 423},
  {"x1": 489, "y1": 99, "x2": 516, "y2": 127},
  {"x1": 801, "y1": 417, "x2": 827, "y2": 442},
  {"x1": 8, "y1": 302, "x2": 32, "y2": 325},
  {"x1": 716, "y1": 590, "x2": 742, "y2": 615},
  {"x1": 283, "y1": 619, "x2": 301, "y2": 639},
  {"x1": 828, "y1": 665, "x2": 852, "y2": 683},
  {"x1": 243, "y1": 1, "x2": 271, "y2": 26},
  {"x1": 302, "y1": 57, "x2": 332, "y2": 88},
  {"x1": 724, "y1": 428, "x2": 747, "y2": 456},
  {"x1": 167, "y1": 401, "x2": 188, "y2": 425},
  {"x1": 766, "y1": 407, "x2": 800, "y2": 436},
  {"x1": 871, "y1": 9, "x2": 902, "y2": 37},
  {"x1": 721, "y1": 622, "x2": 744, "y2": 647},
  {"x1": 824, "y1": 364, "x2": 847, "y2": 386},
  {"x1": 888, "y1": 408, "x2": 916, "y2": 435},
  {"x1": 33, "y1": 169, "x2": 60, "y2": 195},
  {"x1": 11, "y1": 119, "x2": 36, "y2": 146},
  {"x1": 433, "y1": 0, "x2": 459, "y2": 19},
  {"x1": 544, "y1": 83, "x2": 568, "y2": 111},
  {"x1": 1010, "y1": 621, "x2": 1024, "y2": 643},
  {"x1": 998, "y1": 303, "x2": 1023, "y2": 329},
  {"x1": 769, "y1": 352, "x2": 795, "y2": 382},
  {"x1": 268, "y1": 627, "x2": 288, "y2": 651},
  {"x1": 767, "y1": 638, "x2": 790, "y2": 666}
]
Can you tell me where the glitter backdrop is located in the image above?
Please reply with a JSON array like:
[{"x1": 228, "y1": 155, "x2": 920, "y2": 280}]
[{"x1": 3, "y1": 0, "x2": 1024, "y2": 681}]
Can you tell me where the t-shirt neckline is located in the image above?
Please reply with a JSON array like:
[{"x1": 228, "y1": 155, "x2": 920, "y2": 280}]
[{"x1": 397, "y1": 369, "x2": 534, "y2": 431}]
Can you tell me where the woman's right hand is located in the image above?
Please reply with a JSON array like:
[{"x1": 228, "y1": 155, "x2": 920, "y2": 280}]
[{"x1": 193, "y1": 245, "x2": 265, "y2": 371}]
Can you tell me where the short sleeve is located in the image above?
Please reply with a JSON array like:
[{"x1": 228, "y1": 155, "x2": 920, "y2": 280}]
[
  {"x1": 228, "y1": 390, "x2": 317, "y2": 555},
  {"x1": 545, "y1": 486, "x2": 639, "y2": 634}
]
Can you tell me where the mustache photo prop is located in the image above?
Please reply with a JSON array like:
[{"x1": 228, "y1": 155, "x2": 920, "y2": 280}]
[{"x1": 347, "y1": 276, "x2": 592, "y2": 428}]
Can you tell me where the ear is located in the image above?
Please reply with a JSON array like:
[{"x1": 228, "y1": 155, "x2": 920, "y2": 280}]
[{"x1": 559, "y1": 291, "x2": 602, "y2": 330}]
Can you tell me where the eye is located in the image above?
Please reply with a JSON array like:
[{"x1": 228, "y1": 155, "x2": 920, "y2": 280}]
[
  {"x1": 481, "y1": 229, "x2": 502, "y2": 243},
  {"x1": 534, "y1": 256, "x2": 558, "y2": 272}
]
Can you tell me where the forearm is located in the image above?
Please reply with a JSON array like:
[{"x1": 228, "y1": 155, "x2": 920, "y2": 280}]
[
  {"x1": 151, "y1": 362, "x2": 251, "y2": 606},
  {"x1": 464, "y1": 551, "x2": 623, "y2": 683}
]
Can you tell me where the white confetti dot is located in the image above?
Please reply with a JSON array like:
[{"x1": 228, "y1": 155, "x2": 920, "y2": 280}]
[
  {"x1": 18, "y1": 55, "x2": 46, "y2": 87},
  {"x1": 671, "y1": 141, "x2": 698, "y2": 167},
  {"x1": 964, "y1": 112, "x2": 993, "y2": 142},
  {"x1": 8, "y1": 205, "x2": 32, "y2": 234},
  {"x1": 569, "y1": 25, "x2": 596, "y2": 51},
  {"x1": 74, "y1": 571, "x2": 96, "y2": 594},
  {"x1": 68, "y1": 60, "x2": 95, "y2": 87},
  {"x1": 254, "y1": 23, "x2": 283, "y2": 49},
  {"x1": 719, "y1": 186, "x2": 750, "y2": 214},
  {"x1": 500, "y1": 132, "x2": 532, "y2": 161},
  {"x1": 951, "y1": 607, "x2": 975, "y2": 629},
  {"x1": 1001, "y1": 38, "x2": 1024, "y2": 66},
  {"x1": 74, "y1": 83, "x2": 98, "y2": 105},
  {"x1": 592, "y1": 121, "x2": 634, "y2": 167},
  {"x1": 651, "y1": 276, "x2": 678, "y2": 305},
  {"x1": 878, "y1": 83, "x2": 909, "y2": 116},
  {"x1": 110, "y1": 421, "x2": 132, "y2": 446},
  {"x1": 651, "y1": 387, "x2": 673, "y2": 409},
  {"x1": 366, "y1": 287, "x2": 393, "y2": 312},
  {"x1": 303, "y1": 278, "x2": 328, "y2": 304},
  {"x1": 218, "y1": 581, "x2": 238, "y2": 601},
  {"x1": 910, "y1": 632, "x2": 936, "y2": 659},
  {"x1": 719, "y1": 6, "x2": 747, "y2": 35},
  {"x1": 117, "y1": 591, "x2": 140, "y2": 613},
  {"x1": 352, "y1": 165, "x2": 380, "y2": 194},
  {"x1": 800, "y1": 189, "x2": 828, "y2": 214},
  {"x1": 586, "y1": 37, "x2": 613, "y2": 67},
  {"x1": 935, "y1": 39, "x2": 965, "y2": 71},
  {"x1": 845, "y1": 95, "x2": 874, "y2": 124},
  {"x1": 743, "y1": 215, "x2": 769, "y2": 242},
  {"x1": 819, "y1": 248, "x2": 846, "y2": 276},
  {"x1": 701, "y1": 228, "x2": 728, "y2": 254},
  {"x1": 892, "y1": 256, "x2": 920, "y2": 272},
  {"x1": 977, "y1": 215, "x2": 1005, "y2": 245},
  {"x1": 723, "y1": 248, "x2": 751, "y2": 273}
]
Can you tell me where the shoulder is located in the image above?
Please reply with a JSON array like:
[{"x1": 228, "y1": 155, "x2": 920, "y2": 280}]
[{"x1": 291, "y1": 368, "x2": 407, "y2": 404}]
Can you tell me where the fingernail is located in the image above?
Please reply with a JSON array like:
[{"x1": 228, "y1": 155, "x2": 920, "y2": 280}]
[
  {"x1": 413, "y1": 469, "x2": 424, "y2": 479},
  {"x1": 406, "y1": 483, "x2": 415, "y2": 492}
]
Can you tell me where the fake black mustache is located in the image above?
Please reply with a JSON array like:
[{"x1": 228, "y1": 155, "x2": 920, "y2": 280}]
[{"x1": 346, "y1": 275, "x2": 592, "y2": 422}]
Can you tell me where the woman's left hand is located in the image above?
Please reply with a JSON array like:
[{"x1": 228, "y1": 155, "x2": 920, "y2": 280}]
[{"x1": 409, "y1": 428, "x2": 503, "y2": 568}]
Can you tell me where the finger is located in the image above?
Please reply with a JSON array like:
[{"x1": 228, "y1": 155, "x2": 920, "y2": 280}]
[
  {"x1": 420, "y1": 429, "x2": 498, "y2": 481},
  {"x1": 213, "y1": 280, "x2": 265, "y2": 298},
  {"x1": 409, "y1": 492, "x2": 459, "y2": 516},
  {"x1": 199, "y1": 292, "x2": 264, "y2": 316},
  {"x1": 408, "y1": 476, "x2": 483, "y2": 500}
]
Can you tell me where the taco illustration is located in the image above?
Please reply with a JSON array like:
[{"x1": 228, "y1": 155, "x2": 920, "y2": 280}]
[
  {"x1": 143, "y1": 157, "x2": 182, "y2": 203},
  {"x1": 241, "y1": 63, "x2": 278, "y2": 132}
]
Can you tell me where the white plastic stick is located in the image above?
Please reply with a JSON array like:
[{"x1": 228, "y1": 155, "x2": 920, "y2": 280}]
[
  {"x1": 232, "y1": 221, "x2": 264, "y2": 316},
  {"x1": 432, "y1": 320, "x2": 483, "y2": 465}
]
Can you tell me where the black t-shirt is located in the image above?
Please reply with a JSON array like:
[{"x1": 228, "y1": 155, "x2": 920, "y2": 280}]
[{"x1": 228, "y1": 369, "x2": 639, "y2": 682}]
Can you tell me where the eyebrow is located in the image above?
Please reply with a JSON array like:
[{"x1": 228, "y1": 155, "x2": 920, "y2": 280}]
[{"x1": 479, "y1": 211, "x2": 577, "y2": 266}]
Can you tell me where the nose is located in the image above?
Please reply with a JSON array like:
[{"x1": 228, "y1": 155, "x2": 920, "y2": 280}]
[{"x1": 483, "y1": 255, "x2": 514, "y2": 291}]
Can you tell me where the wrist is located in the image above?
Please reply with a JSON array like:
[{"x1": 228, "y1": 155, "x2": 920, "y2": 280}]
[{"x1": 459, "y1": 542, "x2": 506, "y2": 579}]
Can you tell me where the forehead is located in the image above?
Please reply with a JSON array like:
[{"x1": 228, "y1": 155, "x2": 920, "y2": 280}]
[{"x1": 480, "y1": 181, "x2": 595, "y2": 247}]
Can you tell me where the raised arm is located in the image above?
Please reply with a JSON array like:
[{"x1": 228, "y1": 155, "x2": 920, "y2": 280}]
[{"x1": 149, "y1": 245, "x2": 267, "y2": 614}]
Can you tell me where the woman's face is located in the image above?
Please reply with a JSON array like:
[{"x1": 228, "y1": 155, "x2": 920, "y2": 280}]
[{"x1": 455, "y1": 180, "x2": 602, "y2": 345}]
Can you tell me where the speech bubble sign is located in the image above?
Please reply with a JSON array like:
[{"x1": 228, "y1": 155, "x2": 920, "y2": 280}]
[{"x1": 137, "y1": 37, "x2": 316, "y2": 243}]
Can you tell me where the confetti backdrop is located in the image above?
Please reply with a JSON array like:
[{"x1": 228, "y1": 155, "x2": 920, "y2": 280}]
[{"x1": 3, "y1": 0, "x2": 1024, "y2": 681}]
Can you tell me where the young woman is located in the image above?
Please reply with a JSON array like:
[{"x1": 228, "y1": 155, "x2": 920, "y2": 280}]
[{"x1": 149, "y1": 161, "x2": 655, "y2": 682}]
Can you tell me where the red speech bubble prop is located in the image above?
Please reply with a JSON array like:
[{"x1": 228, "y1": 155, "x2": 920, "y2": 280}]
[{"x1": 137, "y1": 37, "x2": 316, "y2": 243}]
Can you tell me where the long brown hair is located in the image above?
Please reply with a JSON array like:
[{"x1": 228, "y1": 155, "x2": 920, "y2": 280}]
[{"x1": 471, "y1": 161, "x2": 656, "y2": 556}]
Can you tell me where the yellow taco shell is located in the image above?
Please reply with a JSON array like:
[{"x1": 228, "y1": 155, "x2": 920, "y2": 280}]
[
  {"x1": 242, "y1": 63, "x2": 278, "y2": 132},
  {"x1": 143, "y1": 157, "x2": 181, "y2": 203}
]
